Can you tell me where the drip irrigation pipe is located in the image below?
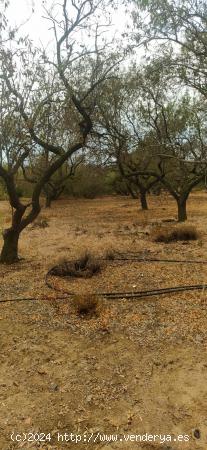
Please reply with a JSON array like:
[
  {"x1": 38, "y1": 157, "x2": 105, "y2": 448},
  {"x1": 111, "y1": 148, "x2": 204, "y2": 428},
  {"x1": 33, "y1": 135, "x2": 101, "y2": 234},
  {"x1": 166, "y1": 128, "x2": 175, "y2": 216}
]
[
  {"x1": 1, "y1": 283, "x2": 207, "y2": 304},
  {"x1": 107, "y1": 251, "x2": 207, "y2": 264},
  {"x1": 107, "y1": 257, "x2": 207, "y2": 264},
  {"x1": 100, "y1": 284, "x2": 207, "y2": 299},
  {"x1": 0, "y1": 295, "x2": 69, "y2": 304},
  {"x1": 1, "y1": 256, "x2": 207, "y2": 304}
]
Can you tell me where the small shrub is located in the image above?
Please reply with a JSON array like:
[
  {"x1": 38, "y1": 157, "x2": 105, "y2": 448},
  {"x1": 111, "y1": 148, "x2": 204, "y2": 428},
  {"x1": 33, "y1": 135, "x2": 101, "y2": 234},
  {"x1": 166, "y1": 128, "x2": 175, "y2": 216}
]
[
  {"x1": 73, "y1": 293, "x2": 100, "y2": 316},
  {"x1": 75, "y1": 251, "x2": 101, "y2": 275},
  {"x1": 49, "y1": 251, "x2": 101, "y2": 278},
  {"x1": 75, "y1": 251, "x2": 90, "y2": 270},
  {"x1": 153, "y1": 225, "x2": 199, "y2": 243},
  {"x1": 88, "y1": 260, "x2": 101, "y2": 275}
]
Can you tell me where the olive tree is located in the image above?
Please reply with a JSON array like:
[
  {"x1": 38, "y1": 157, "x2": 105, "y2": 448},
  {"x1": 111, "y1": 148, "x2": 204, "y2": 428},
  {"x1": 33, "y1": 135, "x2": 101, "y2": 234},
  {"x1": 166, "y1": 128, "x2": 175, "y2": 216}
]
[
  {"x1": 131, "y1": 0, "x2": 207, "y2": 97},
  {"x1": 94, "y1": 75, "x2": 160, "y2": 210},
  {"x1": 97, "y1": 64, "x2": 207, "y2": 221},
  {"x1": 126, "y1": 65, "x2": 207, "y2": 221},
  {"x1": 0, "y1": 0, "x2": 122, "y2": 263}
]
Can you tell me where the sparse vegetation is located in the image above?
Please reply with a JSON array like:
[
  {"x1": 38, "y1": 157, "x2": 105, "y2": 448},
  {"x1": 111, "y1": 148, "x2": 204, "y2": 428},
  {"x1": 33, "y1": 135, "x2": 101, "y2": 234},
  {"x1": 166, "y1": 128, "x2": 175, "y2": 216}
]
[
  {"x1": 75, "y1": 252, "x2": 102, "y2": 276},
  {"x1": 73, "y1": 293, "x2": 101, "y2": 316},
  {"x1": 153, "y1": 225, "x2": 200, "y2": 243},
  {"x1": 49, "y1": 252, "x2": 102, "y2": 279}
]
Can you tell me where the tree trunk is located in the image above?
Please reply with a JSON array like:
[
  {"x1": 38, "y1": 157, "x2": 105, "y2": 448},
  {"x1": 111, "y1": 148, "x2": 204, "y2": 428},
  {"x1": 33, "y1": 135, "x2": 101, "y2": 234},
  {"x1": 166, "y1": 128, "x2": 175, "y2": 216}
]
[
  {"x1": 126, "y1": 183, "x2": 138, "y2": 199},
  {"x1": 0, "y1": 229, "x2": 20, "y2": 264},
  {"x1": 45, "y1": 193, "x2": 52, "y2": 208},
  {"x1": 177, "y1": 198, "x2": 187, "y2": 222},
  {"x1": 140, "y1": 189, "x2": 148, "y2": 210}
]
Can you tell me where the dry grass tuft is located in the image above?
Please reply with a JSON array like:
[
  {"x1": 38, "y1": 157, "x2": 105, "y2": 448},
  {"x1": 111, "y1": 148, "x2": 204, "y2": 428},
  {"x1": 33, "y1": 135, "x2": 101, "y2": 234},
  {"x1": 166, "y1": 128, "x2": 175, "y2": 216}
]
[
  {"x1": 75, "y1": 251, "x2": 101, "y2": 276},
  {"x1": 152, "y1": 224, "x2": 200, "y2": 243},
  {"x1": 49, "y1": 251, "x2": 102, "y2": 278},
  {"x1": 73, "y1": 293, "x2": 101, "y2": 316}
]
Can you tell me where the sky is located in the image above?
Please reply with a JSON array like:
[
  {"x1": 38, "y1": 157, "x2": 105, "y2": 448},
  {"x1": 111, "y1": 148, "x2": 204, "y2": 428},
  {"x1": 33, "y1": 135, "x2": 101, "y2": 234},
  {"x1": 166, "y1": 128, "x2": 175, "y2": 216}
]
[
  {"x1": 6, "y1": 0, "x2": 132, "y2": 50},
  {"x1": 8, "y1": 0, "x2": 46, "y2": 42}
]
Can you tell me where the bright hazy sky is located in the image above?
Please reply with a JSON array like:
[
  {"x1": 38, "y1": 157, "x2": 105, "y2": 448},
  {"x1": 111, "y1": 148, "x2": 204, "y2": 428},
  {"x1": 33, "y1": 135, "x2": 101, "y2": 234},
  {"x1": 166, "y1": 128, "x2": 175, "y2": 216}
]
[{"x1": 7, "y1": 0, "x2": 131, "y2": 48}]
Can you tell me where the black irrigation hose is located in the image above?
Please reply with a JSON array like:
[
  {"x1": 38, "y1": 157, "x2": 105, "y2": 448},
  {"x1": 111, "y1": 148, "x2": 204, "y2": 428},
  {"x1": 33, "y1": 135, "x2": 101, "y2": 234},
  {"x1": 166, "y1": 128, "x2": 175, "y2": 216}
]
[
  {"x1": 1, "y1": 255, "x2": 207, "y2": 304},
  {"x1": 108, "y1": 257, "x2": 207, "y2": 264},
  {"x1": 1, "y1": 283, "x2": 207, "y2": 304},
  {"x1": 0, "y1": 295, "x2": 71, "y2": 304},
  {"x1": 44, "y1": 256, "x2": 207, "y2": 301},
  {"x1": 109, "y1": 251, "x2": 207, "y2": 264},
  {"x1": 100, "y1": 284, "x2": 207, "y2": 299}
]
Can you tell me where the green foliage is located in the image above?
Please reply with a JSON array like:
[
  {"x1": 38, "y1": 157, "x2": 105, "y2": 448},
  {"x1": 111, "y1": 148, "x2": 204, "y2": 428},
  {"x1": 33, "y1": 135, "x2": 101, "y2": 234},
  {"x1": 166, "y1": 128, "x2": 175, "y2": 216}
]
[
  {"x1": 132, "y1": 0, "x2": 207, "y2": 97},
  {"x1": 65, "y1": 165, "x2": 115, "y2": 198}
]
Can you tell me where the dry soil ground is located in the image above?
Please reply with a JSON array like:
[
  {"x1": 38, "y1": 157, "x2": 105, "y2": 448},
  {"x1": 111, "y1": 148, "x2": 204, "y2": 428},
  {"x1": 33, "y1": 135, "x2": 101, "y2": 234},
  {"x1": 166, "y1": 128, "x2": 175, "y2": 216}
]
[{"x1": 0, "y1": 193, "x2": 207, "y2": 450}]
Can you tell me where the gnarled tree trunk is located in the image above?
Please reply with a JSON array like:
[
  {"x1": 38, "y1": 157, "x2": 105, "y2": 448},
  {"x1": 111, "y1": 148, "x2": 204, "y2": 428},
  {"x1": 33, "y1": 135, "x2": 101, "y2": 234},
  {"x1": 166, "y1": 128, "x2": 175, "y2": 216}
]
[
  {"x1": 140, "y1": 188, "x2": 148, "y2": 210},
  {"x1": 0, "y1": 228, "x2": 20, "y2": 264},
  {"x1": 126, "y1": 182, "x2": 138, "y2": 199},
  {"x1": 44, "y1": 184, "x2": 65, "y2": 208},
  {"x1": 177, "y1": 198, "x2": 187, "y2": 222},
  {"x1": 45, "y1": 192, "x2": 52, "y2": 208}
]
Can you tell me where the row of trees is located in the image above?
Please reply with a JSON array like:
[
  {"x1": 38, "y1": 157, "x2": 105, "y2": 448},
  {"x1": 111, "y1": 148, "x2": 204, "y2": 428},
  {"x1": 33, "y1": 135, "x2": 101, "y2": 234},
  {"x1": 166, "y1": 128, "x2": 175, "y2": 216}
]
[
  {"x1": 96, "y1": 66, "x2": 207, "y2": 221},
  {"x1": 0, "y1": 0, "x2": 206, "y2": 263},
  {"x1": 94, "y1": 0, "x2": 207, "y2": 221}
]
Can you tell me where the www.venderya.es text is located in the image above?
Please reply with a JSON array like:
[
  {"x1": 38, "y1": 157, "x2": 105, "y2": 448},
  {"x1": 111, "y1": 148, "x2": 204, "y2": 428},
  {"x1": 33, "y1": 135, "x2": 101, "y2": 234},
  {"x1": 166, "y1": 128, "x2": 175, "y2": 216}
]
[{"x1": 10, "y1": 431, "x2": 190, "y2": 444}]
